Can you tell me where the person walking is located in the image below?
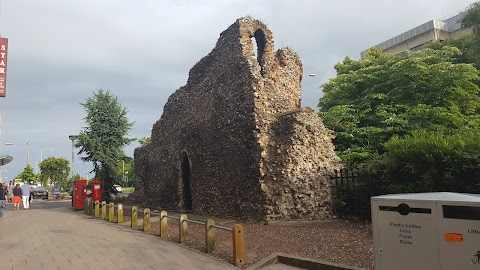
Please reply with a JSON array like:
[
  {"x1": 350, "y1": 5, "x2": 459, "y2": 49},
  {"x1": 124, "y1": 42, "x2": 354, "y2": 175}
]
[
  {"x1": 12, "y1": 183, "x2": 22, "y2": 210},
  {"x1": 0, "y1": 183, "x2": 6, "y2": 219},
  {"x1": 6, "y1": 181, "x2": 14, "y2": 204},
  {"x1": 21, "y1": 180, "x2": 32, "y2": 210}
]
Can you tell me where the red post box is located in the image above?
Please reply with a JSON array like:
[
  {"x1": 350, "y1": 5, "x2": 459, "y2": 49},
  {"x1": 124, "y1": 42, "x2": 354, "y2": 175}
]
[
  {"x1": 73, "y1": 179, "x2": 87, "y2": 211},
  {"x1": 91, "y1": 179, "x2": 102, "y2": 202}
]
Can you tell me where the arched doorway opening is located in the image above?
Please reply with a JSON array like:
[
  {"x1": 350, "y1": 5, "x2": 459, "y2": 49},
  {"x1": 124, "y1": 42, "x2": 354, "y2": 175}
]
[{"x1": 180, "y1": 152, "x2": 192, "y2": 211}]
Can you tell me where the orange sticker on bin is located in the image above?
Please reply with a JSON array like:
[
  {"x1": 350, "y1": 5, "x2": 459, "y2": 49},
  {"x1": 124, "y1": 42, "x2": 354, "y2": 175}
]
[{"x1": 445, "y1": 233, "x2": 463, "y2": 242}]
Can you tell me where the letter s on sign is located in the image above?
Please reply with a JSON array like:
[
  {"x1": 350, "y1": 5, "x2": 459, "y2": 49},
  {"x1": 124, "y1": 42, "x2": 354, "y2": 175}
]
[{"x1": 1, "y1": 45, "x2": 5, "y2": 50}]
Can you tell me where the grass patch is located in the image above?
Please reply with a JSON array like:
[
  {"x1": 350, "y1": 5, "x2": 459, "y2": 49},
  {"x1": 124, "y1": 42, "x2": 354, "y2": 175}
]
[
  {"x1": 123, "y1": 187, "x2": 135, "y2": 193},
  {"x1": 112, "y1": 196, "x2": 128, "y2": 204}
]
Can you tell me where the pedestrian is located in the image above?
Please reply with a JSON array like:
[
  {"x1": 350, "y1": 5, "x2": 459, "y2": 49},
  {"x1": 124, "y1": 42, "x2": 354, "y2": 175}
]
[
  {"x1": 0, "y1": 183, "x2": 6, "y2": 219},
  {"x1": 12, "y1": 183, "x2": 22, "y2": 210},
  {"x1": 7, "y1": 181, "x2": 14, "y2": 204},
  {"x1": 21, "y1": 180, "x2": 32, "y2": 210}
]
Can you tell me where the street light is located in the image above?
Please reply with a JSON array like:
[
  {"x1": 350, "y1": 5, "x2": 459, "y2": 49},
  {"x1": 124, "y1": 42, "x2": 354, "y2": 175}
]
[
  {"x1": 83, "y1": 171, "x2": 90, "y2": 181},
  {"x1": 121, "y1": 160, "x2": 125, "y2": 183},
  {"x1": 0, "y1": 112, "x2": 14, "y2": 159},
  {"x1": 39, "y1": 149, "x2": 53, "y2": 173},
  {"x1": 117, "y1": 159, "x2": 125, "y2": 185},
  {"x1": 0, "y1": 169, "x2": 7, "y2": 183},
  {"x1": 69, "y1": 135, "x2": 78, "y2": 180},
  {"x1": 0, "y1": 143, "x2": 13, "y2": 166},
  {"x1": 125, "y1": 171, "x2": 128, "y2": 187},
  {"x1": 40, "y1": 149, "x2": 53, "y2": 162}
]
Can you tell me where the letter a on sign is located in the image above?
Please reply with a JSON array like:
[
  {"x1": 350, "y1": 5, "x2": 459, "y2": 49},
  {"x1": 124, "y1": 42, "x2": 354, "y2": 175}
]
[{"x1": 0, "y1": 38, "x2": 8, "y2": 97}]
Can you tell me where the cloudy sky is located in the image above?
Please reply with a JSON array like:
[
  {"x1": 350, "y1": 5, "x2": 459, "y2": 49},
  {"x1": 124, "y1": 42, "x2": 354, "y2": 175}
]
[{"x1": 0, "y1": 0, "x2": 475, "y2": 183}]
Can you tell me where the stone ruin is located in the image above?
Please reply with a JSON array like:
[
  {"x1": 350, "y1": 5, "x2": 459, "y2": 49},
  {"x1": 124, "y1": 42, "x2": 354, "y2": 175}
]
[{"x1": 129, "y1": 17, "x2": 342, "y2": 221}]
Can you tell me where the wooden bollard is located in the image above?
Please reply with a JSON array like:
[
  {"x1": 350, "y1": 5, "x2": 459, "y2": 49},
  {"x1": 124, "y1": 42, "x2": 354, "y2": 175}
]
[
  {"x1": 101, "y1": 201, "x2": 107, "y2": 219},
  {"x1": 143, "y1": 208, "x2": 151, "y2": 232},
  {"x1": 179, "y1": 214, "x2": 188, "y2": 244},
  {"x1": 94, "y1": 200, "x2": 100, "y2": 217},
  {"x1": 84, "y1": 199, "x2": 88, "y2": 214},
  {"x1": 160, "y1": 211, "x2": 168, "y2": 238},
  {"x1": 108, "y1": 202, "x2": 114, "y2": 222},
  {"x1": 117, "y1": 204, "x2": 123, "y2": 223},
  {"x1": 131, "y1": 206, "x2": 138, "y2": 228},
  {"x1": 233, "y1": 224, "x2": 245, "y2": 267},
  {"x1": 89, "y1": 200, "x2": 94, "y2": 216},
  {"x1": 205, "y1": 219, "x2": 215, "y2": 254}
]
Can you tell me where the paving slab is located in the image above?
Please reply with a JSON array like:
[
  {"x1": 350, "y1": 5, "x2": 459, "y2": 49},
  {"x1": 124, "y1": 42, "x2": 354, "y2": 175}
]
[{"x1": 0, "y1": 201, "x2": 239, "y2": 270}]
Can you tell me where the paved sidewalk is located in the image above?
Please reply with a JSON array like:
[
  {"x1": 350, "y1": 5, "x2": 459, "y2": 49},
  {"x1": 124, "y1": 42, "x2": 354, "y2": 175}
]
[{"x1": 0, "y1": 202, "x2": 239, "y2": 270}]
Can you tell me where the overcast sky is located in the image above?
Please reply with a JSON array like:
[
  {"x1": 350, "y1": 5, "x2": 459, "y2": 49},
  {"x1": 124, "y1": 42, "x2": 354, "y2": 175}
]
[{"x1": 0, "y1": 0, "x2": 475, "y2": 184}]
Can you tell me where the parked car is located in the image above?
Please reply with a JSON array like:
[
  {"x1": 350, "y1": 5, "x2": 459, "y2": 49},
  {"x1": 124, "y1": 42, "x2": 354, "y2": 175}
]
[
  {"x1": 32, "y1": 187, "x2": 49, "y2": 200},
  {"x1": 113, "y1": 184, "x2": 122, "y2": 193}
]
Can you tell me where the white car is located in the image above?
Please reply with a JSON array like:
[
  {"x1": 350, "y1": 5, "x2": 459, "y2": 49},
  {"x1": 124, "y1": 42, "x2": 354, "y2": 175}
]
[{"x1": 113, "y1": 184, "x2": 122, "y2": 193}]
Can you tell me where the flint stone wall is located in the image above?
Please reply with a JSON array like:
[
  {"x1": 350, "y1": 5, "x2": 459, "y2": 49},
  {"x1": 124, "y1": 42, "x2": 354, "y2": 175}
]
[{"x1": 129, "y1": 17, "x2": 341, "y2": 220}]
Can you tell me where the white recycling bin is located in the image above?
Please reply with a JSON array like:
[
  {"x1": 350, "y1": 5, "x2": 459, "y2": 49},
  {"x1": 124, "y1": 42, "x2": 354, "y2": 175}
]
[{"x1": 371, "y1": 192, "x2": 480, "y2": 270}]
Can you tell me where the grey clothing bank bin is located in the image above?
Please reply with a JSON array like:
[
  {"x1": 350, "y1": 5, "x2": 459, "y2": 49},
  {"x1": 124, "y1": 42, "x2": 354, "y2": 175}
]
[{"x1": 371, "y1": 192, "x2": 480, "y2": 270}]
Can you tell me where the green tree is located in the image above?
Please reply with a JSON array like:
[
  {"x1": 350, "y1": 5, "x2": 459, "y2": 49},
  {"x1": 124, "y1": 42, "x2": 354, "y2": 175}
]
[
  {"x1": 461, "y1": 2, "x2": 480, "y2": 38},
  {"x1": 426, "y1": 35, "x2": 480, "y2": 70},
  {"x1": 138, "y1": 137, "x2": 151, "y2": 146},
  {"x1": 76, "y1": 89, "x2": 134, "y2": 199},
  {"x1": 426, "y1": 2, "x2": 480, "y2": 72},
  {"x1": 373, "y1": 129, "x2": 480, "y2": 194},
  {"x1": 113, "y1": 157, "x2": 134, "y2": 186},
  {"x1": 15, "y1": 164, "x2": 37, "y2": 183},
  {"x1": 319, "y1": 46, "x2": 480, "y2": 165},
  {"x1": 39, "y1": 157, "x2": 70, "y2": 191},
  {"x1": 71, "y1": 173, "x2": 83, "y2": 180}
]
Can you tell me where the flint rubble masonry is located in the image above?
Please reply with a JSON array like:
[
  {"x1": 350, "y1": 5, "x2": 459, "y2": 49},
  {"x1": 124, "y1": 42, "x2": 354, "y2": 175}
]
[{"x1": 129, "y1": 17, "x2": 341, "y2": 220}]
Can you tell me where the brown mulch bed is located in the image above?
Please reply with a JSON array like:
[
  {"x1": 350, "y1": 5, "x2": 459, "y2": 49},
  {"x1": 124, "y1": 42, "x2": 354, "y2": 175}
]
[{"x1": 126, "y1": 213, "x2": 374, "y2": 269}]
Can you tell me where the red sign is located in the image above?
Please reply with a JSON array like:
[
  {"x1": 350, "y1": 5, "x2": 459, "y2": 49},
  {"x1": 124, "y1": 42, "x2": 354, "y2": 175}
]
[{"x1": 0, "y1": 38, "x2": 8, "y2": 97}]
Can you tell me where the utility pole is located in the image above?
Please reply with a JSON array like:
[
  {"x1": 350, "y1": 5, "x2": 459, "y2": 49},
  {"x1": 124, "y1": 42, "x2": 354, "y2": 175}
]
[
  {"x1": 27, "y1": 141, "x2": 30, "y2": 166},
  {"x1": 69, "y1": 135, "x2": 78, "y2": 180}
]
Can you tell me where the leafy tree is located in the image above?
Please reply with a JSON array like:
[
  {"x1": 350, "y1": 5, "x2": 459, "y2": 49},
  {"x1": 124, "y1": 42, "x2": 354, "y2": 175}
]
[
  {"x1": 70, "y1": 173, "x2": 87, "y2": 181},
  {"x1": 15, "y1": 164, "x2": 37, "y2": 183},
  {"x1": 76, "y1": 89, "x2": 134, "y2": 200},
  {"x1": 39, "y1": 157, "x2": 70, "y2": 191},
  {"x1": 371, "y1": 130, "x2": 480, "y2": 194},
  {"x1": 461, "y1": 2, "x2": 480, "y2": 38},
  {"x1": 319, "y1": 46, "x2": 480, "y2": 165},
  {"x1": 113, "y1": 156, "x2": 134, "y2": 186},
  {"x1": 138, "y1": 137, "x2": 151, "y2": 146},
  {"x1": 426, "y1": 2, "x2": 480, "y2": 72},
  {"x1": 426, "y1": 35, "x2": 480, "y2": 70}
]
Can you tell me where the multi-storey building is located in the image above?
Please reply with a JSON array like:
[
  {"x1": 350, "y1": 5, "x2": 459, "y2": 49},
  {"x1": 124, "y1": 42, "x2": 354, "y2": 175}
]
[{"x1": 361, "y1": 12, "x2": 472, "y2": 58}]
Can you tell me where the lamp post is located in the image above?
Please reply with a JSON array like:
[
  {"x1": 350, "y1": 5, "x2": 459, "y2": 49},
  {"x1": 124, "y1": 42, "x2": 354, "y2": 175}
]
[
  {"x1": 117, "y1": 159, "x2": 125, "y2": 185},
  {"x1": 0, "y1": 169, "x2": 7, "y2": 183},
  {"x1": 0, "y1": 113, "x2": 14, "y2": 165},
  {"x1": 40, "y1": 149, "x2": 53, "y2": 162},
  {"x1": 125, "y1": 171, "x2": 128, "y2": 187},
  {"x1": 39, "y1": 149, "x2": 53, "y2": 172},
  {"x1": 0, "y1": 142, "x2": 14, "y2": 166},
  {"x1": 27, "y1": 141, "x2": 30, "y2": 166},
  {"x1": 83, "y1": 171, "x2": 90, "y2": 181},
  {"x1": 0, "y1": 112, "x2": 14, "y2": 156},
  {"x1": 122, "y1": 160, "x2": 125, "y2": 184},
  {"x1": 68, "y1": 135, "x2": 78, "y2": 180}
]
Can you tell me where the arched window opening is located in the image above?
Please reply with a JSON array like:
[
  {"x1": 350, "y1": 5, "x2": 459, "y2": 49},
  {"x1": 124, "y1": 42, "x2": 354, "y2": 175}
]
[{"x1": 251, "y1": 29, "x2": 266, "y2": 76}]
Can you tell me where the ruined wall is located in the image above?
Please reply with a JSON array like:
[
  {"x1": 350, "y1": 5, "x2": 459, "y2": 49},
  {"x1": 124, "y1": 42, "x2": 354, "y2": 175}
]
[{"x1": 129, "y1": 17, "x2": 341, "y2": 220}]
